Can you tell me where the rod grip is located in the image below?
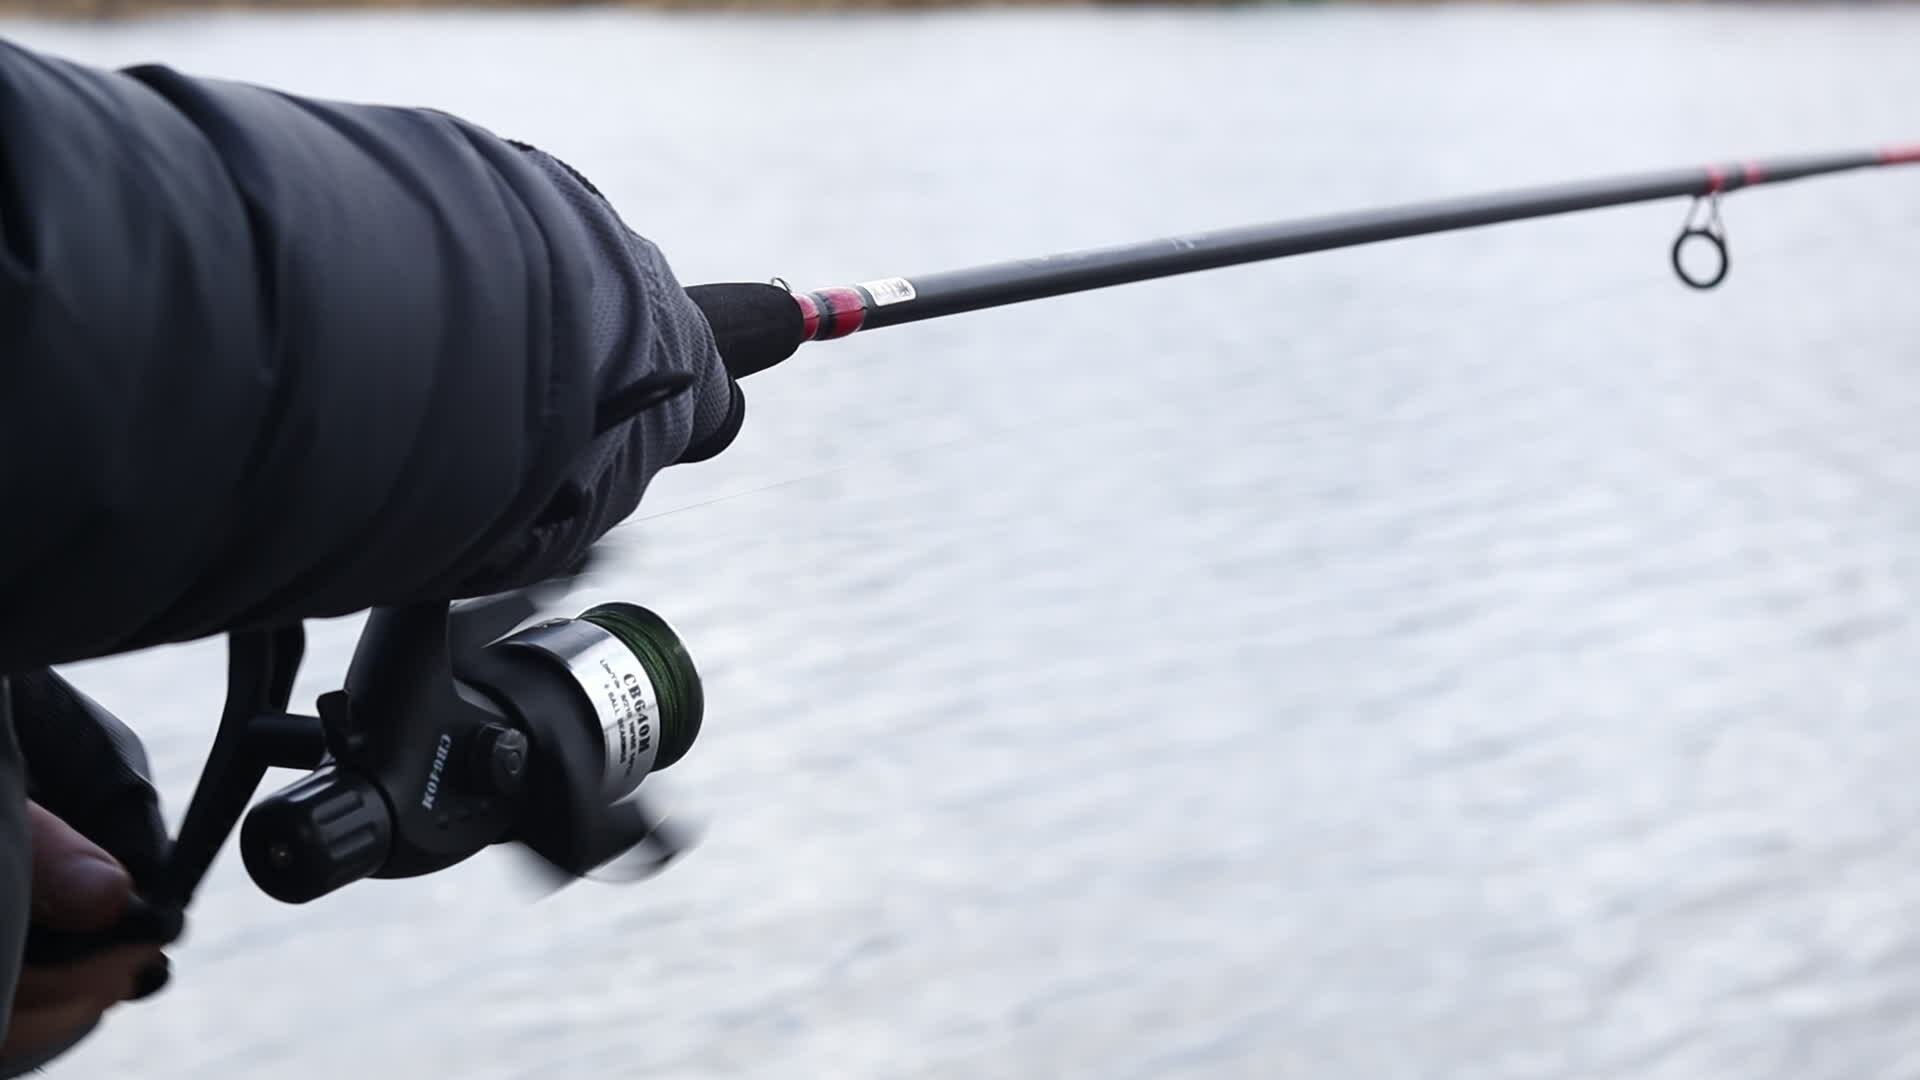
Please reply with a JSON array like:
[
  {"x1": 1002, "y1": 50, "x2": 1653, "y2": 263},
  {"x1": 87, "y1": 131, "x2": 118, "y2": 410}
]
[{"x1": 684, "y1": 283, "x2": 805, "y2": 380}]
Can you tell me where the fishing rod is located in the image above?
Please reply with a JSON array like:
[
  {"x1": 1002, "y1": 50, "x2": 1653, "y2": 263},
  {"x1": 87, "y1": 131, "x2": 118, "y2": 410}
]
[
  {"x1": 687, "y1": 144, "x2": 1920, "y2": 381},
  {"x1": 30, "y1": 142, "x2": 1918, "y2": 965}
]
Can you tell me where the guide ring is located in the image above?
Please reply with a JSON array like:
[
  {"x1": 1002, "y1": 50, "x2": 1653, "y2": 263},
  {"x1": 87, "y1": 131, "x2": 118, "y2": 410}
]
[
  {"x1": 1670, "y1": 227, "x2": 1729, "y2": 290},
  {"x1": 1671, "y1": 194, "x2": 1731, "y2": 290}
]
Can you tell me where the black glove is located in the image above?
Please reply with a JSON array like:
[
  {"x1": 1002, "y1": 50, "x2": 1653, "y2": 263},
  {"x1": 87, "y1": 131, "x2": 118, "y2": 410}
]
[
  {"x1": 9, "y1": 672, "x2": 181, "y2": 961},
  {"x1": 0, "y1": 672, "x2": 177, "y2": 1078},
  {"x1": 453, "y1": 147, "x2": 747, "y2": 594}
]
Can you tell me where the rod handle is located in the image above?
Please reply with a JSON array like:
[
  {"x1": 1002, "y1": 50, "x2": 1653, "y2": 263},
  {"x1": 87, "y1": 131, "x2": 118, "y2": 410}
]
[{"x1": 685, "y1": 283, "x2": 805, "y2": 380}]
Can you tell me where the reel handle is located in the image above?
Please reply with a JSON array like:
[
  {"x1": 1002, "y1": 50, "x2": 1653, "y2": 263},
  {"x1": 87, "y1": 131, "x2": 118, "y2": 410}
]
[{"x1": 20, "y1": 897, "x2": 184, "y2": 967}]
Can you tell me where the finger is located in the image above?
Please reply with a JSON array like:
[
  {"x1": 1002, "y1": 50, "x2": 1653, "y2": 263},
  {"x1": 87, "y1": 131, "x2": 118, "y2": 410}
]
[
  {"x1": 0, "y1": 998, "x2": 112, "y2": 1062},
  {"x1": 11, "y1": 944, "x2": 160, "y2": 1009},
  {"x1": 26, "y1": 802, "x2": 132, "y2": 932}
]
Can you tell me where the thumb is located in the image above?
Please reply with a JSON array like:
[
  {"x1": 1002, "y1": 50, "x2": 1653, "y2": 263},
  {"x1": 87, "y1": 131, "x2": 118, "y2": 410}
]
[{"x1": 27, "y1": 802, "x2": 132, "y2": 933}]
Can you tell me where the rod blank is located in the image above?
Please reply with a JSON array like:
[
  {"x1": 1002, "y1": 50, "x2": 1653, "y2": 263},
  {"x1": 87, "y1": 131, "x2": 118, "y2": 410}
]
[{"x1": 780, "y1": 147, "x2": 1916, "y2": 345}]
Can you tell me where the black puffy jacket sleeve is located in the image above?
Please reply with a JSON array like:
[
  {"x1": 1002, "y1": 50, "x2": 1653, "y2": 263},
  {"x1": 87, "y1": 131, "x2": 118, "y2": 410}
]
[{"x1": 0, "y1": 39, "x2": 734, "y2": 670}]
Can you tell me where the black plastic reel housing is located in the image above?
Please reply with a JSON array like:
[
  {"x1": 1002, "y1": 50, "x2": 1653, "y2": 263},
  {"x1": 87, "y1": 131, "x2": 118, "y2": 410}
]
[{"x1": 239, "y1": 599, "x2": 704, "y2": 903}]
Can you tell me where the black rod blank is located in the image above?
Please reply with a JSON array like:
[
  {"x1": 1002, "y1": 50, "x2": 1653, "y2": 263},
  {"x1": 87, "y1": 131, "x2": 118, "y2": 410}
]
[
  {"x1": 778, "y1": 147, "x2": 1918, "y2": 346},
  {"x1": 696, "y1": 145, "x2": 1918, "y2": 378}
]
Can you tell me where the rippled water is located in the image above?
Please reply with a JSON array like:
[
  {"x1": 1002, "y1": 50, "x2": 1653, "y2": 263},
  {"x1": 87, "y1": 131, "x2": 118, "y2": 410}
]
[{"x1": 10, "y1": 4, "x2": 1920, "y2": 1077}]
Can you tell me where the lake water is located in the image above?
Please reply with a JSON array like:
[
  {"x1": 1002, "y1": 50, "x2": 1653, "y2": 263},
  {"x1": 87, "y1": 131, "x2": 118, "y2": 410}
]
[{"x1": 9, "y1": 3, "x2": 1920, "y2": 1076}]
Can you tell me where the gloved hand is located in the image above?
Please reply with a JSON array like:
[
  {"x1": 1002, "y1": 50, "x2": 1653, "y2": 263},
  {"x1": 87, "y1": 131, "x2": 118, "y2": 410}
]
[
  {"x1": 1, "y1": 672, "x2": 178, "y2": 1077},
  {"x1": 451, "y1": 145, "x2": 748, "y2": 595}
]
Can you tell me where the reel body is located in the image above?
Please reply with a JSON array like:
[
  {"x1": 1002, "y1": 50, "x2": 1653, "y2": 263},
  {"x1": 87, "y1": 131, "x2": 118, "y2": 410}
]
[{"x1": 182, "y1": 593, "x2": 704, "y2": 909}]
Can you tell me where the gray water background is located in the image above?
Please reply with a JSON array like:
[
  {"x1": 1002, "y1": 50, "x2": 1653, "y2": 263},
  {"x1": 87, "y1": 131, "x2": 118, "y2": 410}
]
[{"x1": 8, "y1": 4, "x2": 1920, "y2": 1076}]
